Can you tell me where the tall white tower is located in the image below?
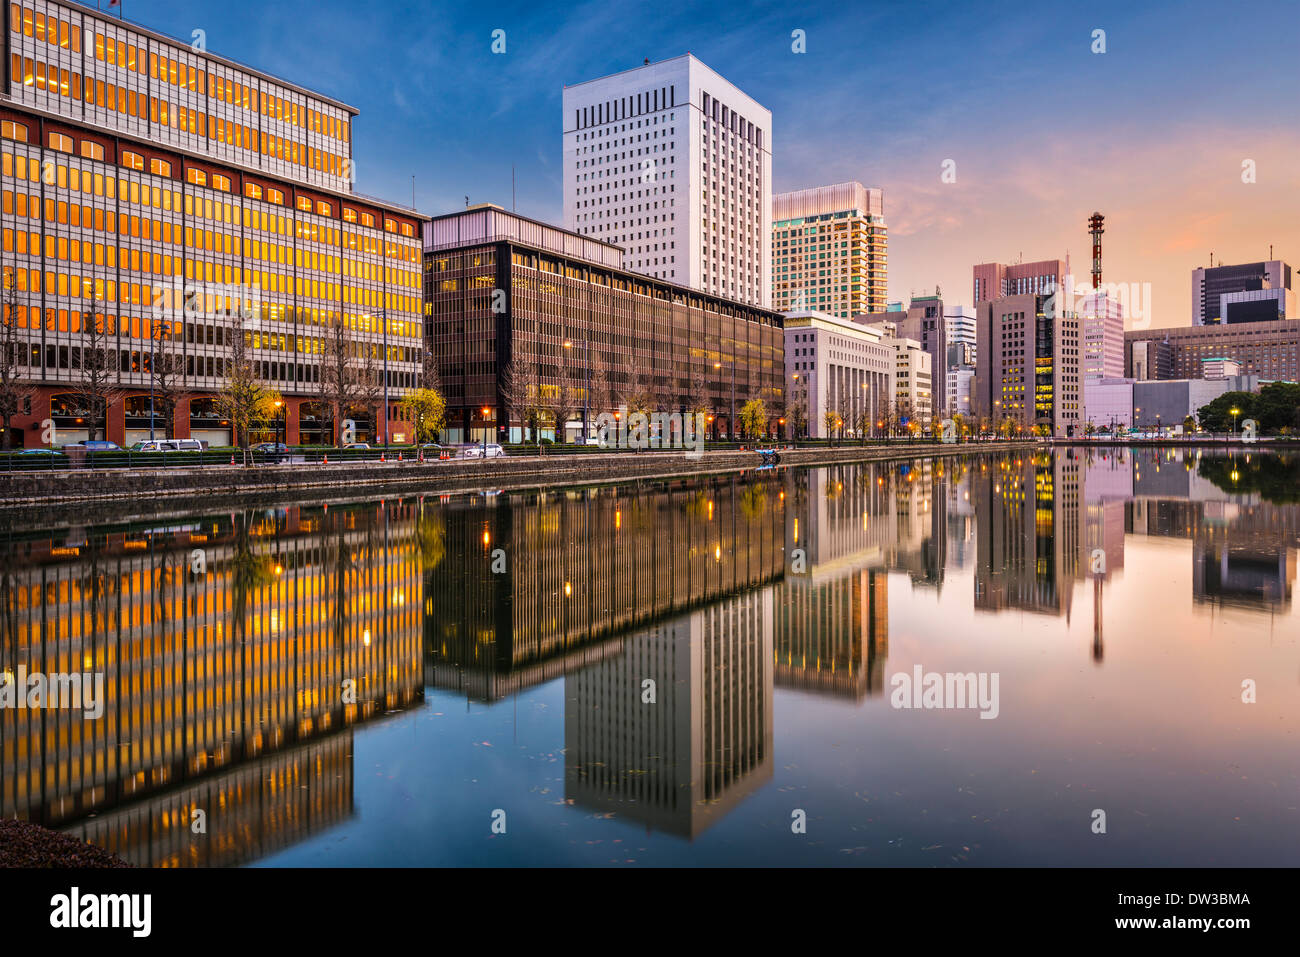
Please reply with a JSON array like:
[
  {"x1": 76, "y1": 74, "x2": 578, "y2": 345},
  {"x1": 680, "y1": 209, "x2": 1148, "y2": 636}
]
[{"x1": 563, "y1": 54, "x2": 772, "y2": 307}]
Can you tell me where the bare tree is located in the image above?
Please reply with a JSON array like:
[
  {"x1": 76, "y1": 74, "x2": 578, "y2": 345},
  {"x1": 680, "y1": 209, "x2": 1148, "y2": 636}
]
[
  {"x1": 319, "y1": 314, "x2": 360, "y2": 445},
  {"x1": 0, "y1": 269, "x2": 35, "y2": 450},
  {"x1": 216, "y1": 317, "x2": 277, "y2": 463},
  {"x1": 147, "y1": 319, "x2": 186, "y2": 439},
  {"x1": 588, "y1": 363, "x2": 611, "y2": 418},
  {"x1": 502, "y1": 356, "x2": 541, "y2": 446},
  {"x1": 418, "y1": 348, "x2": 443, "y2": 394},
  {"x1": 355, "y1": 343, "x2": 385, "y2": 444},
  {"x1": 620, "y1": 359, "x2": 653, "y2": 416},
  {"x1": 72, "y1": 310, "x2": 124, "y2": 444}
]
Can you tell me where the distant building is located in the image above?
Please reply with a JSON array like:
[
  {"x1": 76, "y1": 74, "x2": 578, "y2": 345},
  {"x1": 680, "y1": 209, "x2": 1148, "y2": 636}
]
[
  {"x1": 886, "y1": 336, "x2": 932, "y2": 432},
  {"x1": 1192, "y1": 260, "x2": 1293, "y2": 325},
  {"x1": 947, "y1": 367, "x2": 974, "y2": 418},
  {"x1": 772, "y1": 182, "x2": 887, "y2": 317},
  {"x1": 972, "y1": 259, "x2": 1066, "y2": 304},
  {"x1": 972, "y1": 293, "x2": 1085, "y2": 437},
  {"x1": 1202, "y1": 357, "x2": 1242, "y2": 379},
  {"x1": 855, "y1": 294, "x2": 969, "y2": 415},
  {"x1": 1134, "y1": 376, "x2": 1260, "y2": 429},
  {"x1": 563, "y1": 54, "x2": 772, "y2": 307},
  {"x1": 784, "y1": 310, "x2": 893, "y2": 438},
  {"x1": 1084, "y1": 378, "x2": 1134, "y2": 431},
  {"x1": 1081, "y1": 291, "x2": 1125, "y2": 380},
  {"x1": 1124, "y1": 322, "x2": 1300, "y2": 381}
]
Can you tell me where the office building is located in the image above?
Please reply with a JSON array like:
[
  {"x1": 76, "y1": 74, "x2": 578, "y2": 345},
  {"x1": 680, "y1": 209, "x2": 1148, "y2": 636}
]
[
  {"x1": 772, "y1": 181, "x2": 887, "y2": 317},
  {"x1": 1081, "y1": 290, "x2": 1125, "y2": 379},
  {"x1": 1, "y1": 0, "x2": 426, "y2": 448},
  {"x1": 972, "y1": 292, "x2": 1085, "y2": 436},
  {"x1": 886, "y1": 335, "x2": 932, "y2": 431},
  {"x1": 783, "y1": 308, "x2": 893, "y2": 439},
  {"x1": 1192, "y1": 259, "x2": 1293, "y2": 325},
  {"x1": 563, "y1": 54, "x2": 772, "y2": 307},
  {"x1": 1124, "y1": 322, "x2": 1300, "y2": 382},
  {"x1": 856, "y1": 293, "x2": 969, "y2": 415},
  {"x1": 972, "y1": 258, "x2": 1065, "y2": 304},
  {"x1": 424, "y1": 205, "x2": 784, "y2": 443}
]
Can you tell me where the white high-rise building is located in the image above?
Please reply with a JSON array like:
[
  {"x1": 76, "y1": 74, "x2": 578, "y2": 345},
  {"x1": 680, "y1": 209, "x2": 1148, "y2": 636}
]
[{"x1": 563, "y1": 54, "x2": 772, "y2": 307}]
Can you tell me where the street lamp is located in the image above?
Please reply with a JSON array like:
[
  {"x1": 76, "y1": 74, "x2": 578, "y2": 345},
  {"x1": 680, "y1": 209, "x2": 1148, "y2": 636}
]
[
  {"x1": 481, "y1": 406, "x2": 491, "y2": 455},
  {"x1": 1230, "y1": 406, "x2": 1241, "y2": 440}
]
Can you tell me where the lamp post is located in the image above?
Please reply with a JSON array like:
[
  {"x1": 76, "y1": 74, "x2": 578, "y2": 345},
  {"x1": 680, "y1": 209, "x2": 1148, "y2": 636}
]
[
  {"x1": 274, "y1": 398, "x2": 283, "y2": 458},
  {"x1": 481, "y1": 406, "x2": 490, "y2": 456},
  {"x1": 563, "y1": 338, "x2": 590, "y2": 444},
  {"x1": 1230, "y1": 406, "x2": 1241, "y2": 442}
]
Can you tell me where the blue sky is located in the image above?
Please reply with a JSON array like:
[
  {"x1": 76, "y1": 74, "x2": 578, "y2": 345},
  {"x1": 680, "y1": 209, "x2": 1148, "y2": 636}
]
[{"x1": 124, "y1": 0, "x2": 1300, "y2": 324}]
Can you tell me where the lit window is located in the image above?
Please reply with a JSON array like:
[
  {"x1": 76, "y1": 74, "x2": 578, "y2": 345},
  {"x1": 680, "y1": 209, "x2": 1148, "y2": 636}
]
[
  {"x1": 80, "y1": 140, "x2": 104, "y2": 160},
  {"x1": 342, "y1": 207, "x2": 357, "y2": 223},
  {"x1": 384, "y1": 218, "x2": 397, "y2": 233},
  {"x1": 47, "y1": 132, "x2": 74, "y2": 153},
  {"x1": 150, "y1": 158, "x2": 171, "y2": 176},
  {"x1": 212, "y1": 173, "x2": 231, "y2": 192},
  {"x1": 186, "y1": 167, "x2": 206, "y2": 186},
  {"x1": 360, "y1": 212, "x2": 375, "y2": 227},
  {"x1": 317, "y1": 200, "x2": 332, "y2": 216},
  {"x1": 121, "y1": 150, "x2": 144, "y2": 170},
  {"x1": 244, "y1": 182, "x2": 263, "y2": 200},
  {"x1": 267, "y1": 188, "x2": 284, "y2": 205},
  {"x1": 296, "y1": 196, "x2": 312, "y2": 212},
  {"x1": 1, "y1": 121, "x2": 29, "y2": 142}
]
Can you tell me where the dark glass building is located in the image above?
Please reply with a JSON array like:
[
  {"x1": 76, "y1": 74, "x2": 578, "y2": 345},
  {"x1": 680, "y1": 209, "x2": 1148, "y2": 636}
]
[{"x1": 423, "y1": 205, "x2": 785, "y2": 443}]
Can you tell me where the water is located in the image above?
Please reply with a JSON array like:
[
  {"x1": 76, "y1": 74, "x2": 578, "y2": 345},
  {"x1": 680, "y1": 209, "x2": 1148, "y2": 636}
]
[{"x1": 1, "y1": 448, "x2": 1297, "y2": 867}]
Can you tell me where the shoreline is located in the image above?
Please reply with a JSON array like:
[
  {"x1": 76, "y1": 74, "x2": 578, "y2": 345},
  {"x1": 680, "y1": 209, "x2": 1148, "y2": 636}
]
[{"x1": 0, "y1": 442, "x2": 1036, "y2": 530}]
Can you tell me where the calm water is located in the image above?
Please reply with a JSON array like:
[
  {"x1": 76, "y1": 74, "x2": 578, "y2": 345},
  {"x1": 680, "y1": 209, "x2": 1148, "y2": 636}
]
[{"x1": 1, "y1": 448, "x2": 1297, "y2": 867}]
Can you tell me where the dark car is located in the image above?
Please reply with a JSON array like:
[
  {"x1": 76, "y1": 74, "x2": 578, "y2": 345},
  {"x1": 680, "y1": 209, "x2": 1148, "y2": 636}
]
[
  {"x1": 74, "y1": 440, "x2": 120, "y2": 451},
  {"x1": 18, "y1": 447, "x2": 65, "y2": 455},
  {"x1": 251, "y1": 442, "x2": 290, "y2": 453}
]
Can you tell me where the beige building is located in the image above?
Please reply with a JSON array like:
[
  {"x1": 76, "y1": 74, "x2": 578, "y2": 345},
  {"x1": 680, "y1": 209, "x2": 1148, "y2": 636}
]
[
  {"x1": 773, "y1": 182, "x2": 887, "y2": 318},
  {"x1": 784, "y1": 309, "x2": 893, "y2": 439},
  {"x1": 885, "y1": 335, "x2": 932, "y2": 433}
]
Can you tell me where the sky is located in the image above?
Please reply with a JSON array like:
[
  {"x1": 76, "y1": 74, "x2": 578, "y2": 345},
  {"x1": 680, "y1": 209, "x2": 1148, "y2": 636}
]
[{"x1": 124, "y1": 0, "x2": 1300, "y2": 327}]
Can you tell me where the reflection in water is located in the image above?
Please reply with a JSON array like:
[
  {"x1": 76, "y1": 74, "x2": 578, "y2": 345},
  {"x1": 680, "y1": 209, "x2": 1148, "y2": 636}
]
[{"x1": 0, "y1": 448, "x2": 1297, "y2": 865}]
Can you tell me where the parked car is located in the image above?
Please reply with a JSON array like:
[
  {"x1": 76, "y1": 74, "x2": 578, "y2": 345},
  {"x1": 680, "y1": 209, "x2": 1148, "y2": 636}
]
[
  {"x1": 251, "y1": 442, "x2": 290, "y2": 454},
  {"x1": 129, "y1": 441, "x2": 166, "y2": 452},
  {"x1": 72, "y1": 440, "x2": 120, "y2": 451},
  {"x1": 166, "y1": 438, "x2": 206, "y2": 451},
  {"x1": 343, "y1": 442, "x2": 371, "y2": 450},
  {"x1": 18, "y1": 447, "x2": 64, "y2": 456},
  {"x1": 464, "y1": 443, "x2": 505, "y2": 459}
]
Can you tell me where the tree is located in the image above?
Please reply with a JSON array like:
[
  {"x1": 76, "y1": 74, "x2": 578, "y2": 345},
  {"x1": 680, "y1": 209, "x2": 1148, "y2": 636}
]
[
  {"x1": 548, "y1": 376, "x2": 579, "y2": 444},
  {"x1": 1197, "y1": 391, "x2": 1258, "y2": 433},
  {"x1": 217, "y1": 319, "x2": 279, "y2": 464},
  {"x1": 319, "y1": 314, "x2": 361, "y2": 445},
  {"x1": 502, "y1": 356, "x2": 542, "y2": 446},
  {"x1": 1254, "y1": 381, "x2": 1300, "y2": 433},
  {"x1": 589, "y1": 364, "x2": 611, "y2": 418},
  {"x1": 401, "y1": 388, "x2": 446, "y2": 444},
  {"x1": 787, "y1": 389, "x2": 808, "y2": 440},
  {"x1": 739, "y1": 397, "x2": 767, "y2": 439},
  {"x1": 72, "y1": 310, "x2": 124, "y2": 443},
  {"x1": 620, "y1": 359, "x2": 653, "y2": 417},
  {"x1": 146, "y1": 318, "x2": 185, "y2": 438},
  {"x1": 854, "y1": 406, "x2": 873, "y2": 445},
  {"x1": 355, "y1": 343, "x2": 385, "y2": 444},
  {"x1": 0, "y1": 269, "x2": 34, "y2": 450}
]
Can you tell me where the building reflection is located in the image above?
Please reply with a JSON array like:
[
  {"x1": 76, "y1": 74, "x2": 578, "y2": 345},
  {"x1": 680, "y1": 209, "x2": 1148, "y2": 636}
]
[
  {"x1": 0, "y1": 503, "x2": 424, "y2": 865},
  {"x1": 564, "y1": 590, "x2": 775, "y2": 839},
  {"x1": 422, "y1": 475, "x2": 786, "y2": 701}
]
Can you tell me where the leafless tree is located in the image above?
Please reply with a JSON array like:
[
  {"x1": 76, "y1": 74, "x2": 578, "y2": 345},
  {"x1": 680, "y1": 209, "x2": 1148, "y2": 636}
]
[
  {"x1": 502, "y1": 356, "x2": 541, "y2": 445},
  {"x1": 318, "y1": 314, "x2": 361, "y2": 445},
  {"x1": 73, "y1": 310, "x2": 124, "y2": 443},
  {"x1": 147, "y1": 319, "x2": 186, "y2": 438},
  {"x1": 0, "y1": 269, "x2": 35, "y2": 450},
  {"x1": 355, "y1": 342, "x2": 385, "y2": 443}
]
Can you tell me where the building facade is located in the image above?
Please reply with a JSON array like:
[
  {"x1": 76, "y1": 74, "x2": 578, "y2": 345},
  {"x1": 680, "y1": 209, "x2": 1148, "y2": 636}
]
[
  {"x1": 1192, "y1": 259, "x2": 1293, "y2": 325},
  {"x1": 562, "y1": 54, "x2": 772, "y2": 308},
  {"x1": 856, "y1": 293, "x2": 966, "y2": 416},
  {"x1": 886, "y1": 335, "x2": 932, "y2": 432},
  {"x1": 972, "y1": 292, "x2": 1085, "y2": 436},
  {"x1": 771, "y1": 181, "x2": 887, "y2": 318},
  {"x1": 1124, "y1": 321, "x2": 1300, "y2": 382},
  {"x1": 424, "y1": 205, "x2": 784, "y2": 443},
  {"x1": 783, "y1": 309, "x2": 893, "y2": 439},
  {"x1": 1, "y1": 0, "x2": 425, "y2": 448},
  {"x1": 972, "y1": 258, "x2": 1065, "y2": 305}
]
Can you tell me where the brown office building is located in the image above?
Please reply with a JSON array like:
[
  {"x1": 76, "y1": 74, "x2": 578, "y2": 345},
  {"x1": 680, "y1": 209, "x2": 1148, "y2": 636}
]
[
  {"x1": 1124, "y1": 320, "x2": 1300, "y2": 381},
  {"x1": 423, "y1": 205, "x2": 785, "y2": 443}
]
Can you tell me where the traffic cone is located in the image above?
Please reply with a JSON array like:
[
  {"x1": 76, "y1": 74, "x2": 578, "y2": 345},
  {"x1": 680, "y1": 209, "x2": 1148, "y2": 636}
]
[
  {"x1": 230, "y1": 453, "x2": 235, "y2": 465},
  {"x1": 398, "y1": 452, "x2": 403, "y2": 461},
  {"x1": 418, "y1": 450, "x2": 424, "y2": 463},
  {"x1": 323, "y1": 454, "x2": 328, "y2": 465},
  {"x1": 381, "y1": 452, "x2": 386, "y2": 462}
]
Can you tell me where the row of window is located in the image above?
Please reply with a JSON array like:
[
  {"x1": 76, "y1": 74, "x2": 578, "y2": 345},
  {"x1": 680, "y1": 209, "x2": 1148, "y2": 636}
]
[
  {"x1": 10, "y1": 3, "x2": 350, "y2": 143},
  {"x1": 12, "y1": 53, "x2": 351, "y2": 178}
]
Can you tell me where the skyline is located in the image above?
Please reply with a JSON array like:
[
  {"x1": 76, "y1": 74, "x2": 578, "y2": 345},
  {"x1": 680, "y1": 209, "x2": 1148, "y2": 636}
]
[{"x1": 120, "y1": 0, "x2": 1300, "y2": 327}]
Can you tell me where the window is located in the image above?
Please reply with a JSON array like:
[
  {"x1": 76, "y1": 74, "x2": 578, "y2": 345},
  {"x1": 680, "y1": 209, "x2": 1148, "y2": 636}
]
[
  {"x1": 80, "y1": 140, "x2": 104, "y2": 160},
  {"x1": 149, "y1": 158, "x2": 171, "y2": 176},
  {"x1": 317, "y1": 200, "x2": 332, "y2": 216},
  {"x1": 121, "y1": 150, "x2": 143, "y2": 170},
  {"x1": 400, "y1": 223, "x2": 414, "y2": 238},
  {"x1": 244, "y1": 182, "x2": 262, "y2": 200},
  {"x1": 212, "y1": 173, "x2": 231, "y2": 192},
  {"x1": 267, "y1": 188, "x2": 284, "y2": 205},
  {"x1": 360, "y1": 212, "x2": 375, "y2": 227},
  {"x1": 1, "y1": 120, "x2": 29, "y2": 142},
  {"x1": 296, "y1": 196, "x2": 312, "y2": 212},
  {"x1": 342, "y1": 207, "x2": 357, "y2": 223},
  {"x1": 186, "y1": 167, "x2": 206, "y2": 186},
  {"x1": 47, "y1": 131, "x2": 73, "y2": 152},
  {"x1": 384, "y1": 218, "x2": 397, "y2": 233}
]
